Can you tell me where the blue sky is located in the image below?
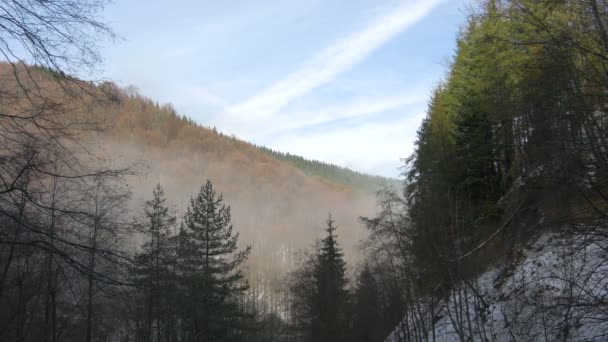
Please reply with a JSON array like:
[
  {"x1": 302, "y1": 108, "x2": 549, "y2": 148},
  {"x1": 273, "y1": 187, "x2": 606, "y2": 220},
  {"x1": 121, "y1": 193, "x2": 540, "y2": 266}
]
[{"x1": 100, "y1": 0, "x2": 469, "y2": 178}]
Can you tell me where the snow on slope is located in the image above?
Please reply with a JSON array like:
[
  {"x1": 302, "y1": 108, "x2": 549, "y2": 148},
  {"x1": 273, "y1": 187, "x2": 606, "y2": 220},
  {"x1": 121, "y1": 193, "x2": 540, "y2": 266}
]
[{"x1": 387, "y1": 220, "x2": 608, "y2": 341}]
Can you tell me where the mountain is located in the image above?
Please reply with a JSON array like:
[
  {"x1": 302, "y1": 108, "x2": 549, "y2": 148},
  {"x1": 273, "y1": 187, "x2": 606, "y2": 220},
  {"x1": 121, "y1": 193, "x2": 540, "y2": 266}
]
[
  {"x1": 256, "y1": 145, "x2": 401, "y2": 195},
  {"x1": 0, "y1": 63, "x2": 395, "y2": 272},
  {"x1": 1, "y1": 61, "x2": 399, "y2": 340},
  {"x1": 91, "y1": 80, "x2": 389, "y2": 261}
]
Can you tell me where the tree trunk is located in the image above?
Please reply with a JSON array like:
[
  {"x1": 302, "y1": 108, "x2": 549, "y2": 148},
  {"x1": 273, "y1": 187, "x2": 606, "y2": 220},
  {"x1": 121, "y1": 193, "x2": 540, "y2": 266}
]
[{"x1": 86, "y1": 215, "x2": 99, "y2": 342}]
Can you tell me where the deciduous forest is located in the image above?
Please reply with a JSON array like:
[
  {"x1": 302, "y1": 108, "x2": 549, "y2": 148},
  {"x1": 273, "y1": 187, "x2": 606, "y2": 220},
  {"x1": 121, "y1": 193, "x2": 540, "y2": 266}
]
[{"x1": 1, "y1": 1, "x2": 608, "y2": 342}]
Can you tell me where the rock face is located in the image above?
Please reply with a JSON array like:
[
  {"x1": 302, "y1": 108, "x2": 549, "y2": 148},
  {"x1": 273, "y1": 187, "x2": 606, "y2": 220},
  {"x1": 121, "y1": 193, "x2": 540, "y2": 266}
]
[{"x1": 387, "y1": 220, "x2": 608, "y2": 342}]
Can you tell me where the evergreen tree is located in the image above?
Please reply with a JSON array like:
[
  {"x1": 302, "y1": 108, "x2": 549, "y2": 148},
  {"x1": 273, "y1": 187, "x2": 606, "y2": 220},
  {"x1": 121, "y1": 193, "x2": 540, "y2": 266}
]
[
  {"x1": 311, "y1": 215, "x2": 349, "y2": 342},
  {"x1": 352, "y1": 265, "x2": 383, "y2": 342},
  {"x1": 177, "y1": 180, "x2": 252, "y2": 342},
  {"x1": 131, "y1": 184, "x2": 176, "y2": 342}
]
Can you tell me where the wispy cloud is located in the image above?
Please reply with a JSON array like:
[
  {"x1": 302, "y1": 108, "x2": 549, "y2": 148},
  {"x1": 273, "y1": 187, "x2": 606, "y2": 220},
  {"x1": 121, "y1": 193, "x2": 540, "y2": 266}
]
[
  {"x1": 102, "y1": 0, "x2": 463, "y2": 177},
  {"x1": 269, "y1": 108, "x2": 428, "y2": 177},
  {"x1": 258, "y1": 88, "x2": 428, "y2": 137},
  {"x1": 222, "y1": 0, "x2": 444, "y2": 129}
]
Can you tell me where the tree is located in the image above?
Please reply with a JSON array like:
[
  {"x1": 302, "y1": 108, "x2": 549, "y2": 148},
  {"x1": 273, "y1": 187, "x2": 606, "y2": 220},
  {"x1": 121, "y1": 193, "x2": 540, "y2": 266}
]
[
  {"x1": 0, "y1": 6, "x2": 131, "y2": 340},
  {"x1": 288, "y1": 215, "x2": 350, "y2": 342},
  {"x1": 352, "y1": 264, "x2": 383, "y2": 342},
  {"x1": 288, "y1": 249, "x2": 318, "y2": 341},
  {"x1": 131, "y1": 184, "x2": 176, "y2": 342},
  {"x1": 311, "y1": 215, "x2": 350, "y2": 342},
  {"x1": 177, "y1": 180, "x2": 251, "y2": 342},
  {"x1": 81, "y1": 175, "x2": 130, "y2": 342},
  {"x1": 0, "y1": 0, "x2": 114, "y2": 76},
  {"x1": 367, "y1": 1, "x2": 608, "y2": 339}
]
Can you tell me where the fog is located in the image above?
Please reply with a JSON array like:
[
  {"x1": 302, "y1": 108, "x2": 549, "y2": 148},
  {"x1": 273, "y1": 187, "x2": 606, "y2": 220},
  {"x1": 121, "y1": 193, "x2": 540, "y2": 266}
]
[{"x1": 113, "y1": 139, "x2": 376, "y2": 256}]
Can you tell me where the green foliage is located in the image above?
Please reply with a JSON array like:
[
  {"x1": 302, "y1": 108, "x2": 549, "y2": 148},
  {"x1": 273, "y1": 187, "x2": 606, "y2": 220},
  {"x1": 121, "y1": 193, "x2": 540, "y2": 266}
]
[
  {"x1": 403, "y1": 0, "x2": 608, "y2": 288},
  {"x1": 289, "y1": 215, "x2": 350, "y2": 342},
  {"x1": 130, "y1": 184, "x2": 178, "y2": 342},
  {"x1": 128, "y1": 182, "x2": 253, "y2": 342},
  {"x1": 312, "y1": 215, "x2": 349, "y2": 342},
  {"x1": 177, "y1": 180, "x2": 252, "y2": 342},
  {"x1": 351, "y1": 265, "x2": 383, "y2": 342},
  {"x1": 256, "y1": 145, "x2": 400, "y2": 194}
]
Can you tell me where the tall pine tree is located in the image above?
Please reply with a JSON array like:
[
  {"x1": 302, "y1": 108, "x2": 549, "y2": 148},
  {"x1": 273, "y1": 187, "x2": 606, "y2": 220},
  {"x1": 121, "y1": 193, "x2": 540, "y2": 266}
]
[
  {"x1": 352, "y1": 264, "x2": 383, "y2": 342},
  {"x1": 131, "y1": 184, "x2": 177, "y2": 342},
  {"x1": 177, "y1": 180, "x2": 251, "y2": 342},
  {"x1": 311, "y1": 215, "x2": 349, "y2": 342}
]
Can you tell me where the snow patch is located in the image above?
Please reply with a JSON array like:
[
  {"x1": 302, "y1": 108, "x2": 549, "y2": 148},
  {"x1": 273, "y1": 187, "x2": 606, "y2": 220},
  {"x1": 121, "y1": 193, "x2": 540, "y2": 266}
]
[{"x1": 387, "y1": 221, "x2": 608, "y2": 341}]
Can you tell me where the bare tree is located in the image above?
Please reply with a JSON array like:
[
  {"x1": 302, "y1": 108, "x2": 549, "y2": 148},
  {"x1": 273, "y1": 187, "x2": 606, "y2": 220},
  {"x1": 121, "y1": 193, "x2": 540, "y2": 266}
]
[
  {"x1": 0, "y1": 2, "x2": 140, "y2": 341},
  {"x1": 0, "y1": 0, "x2": 114, "y2": 75}
]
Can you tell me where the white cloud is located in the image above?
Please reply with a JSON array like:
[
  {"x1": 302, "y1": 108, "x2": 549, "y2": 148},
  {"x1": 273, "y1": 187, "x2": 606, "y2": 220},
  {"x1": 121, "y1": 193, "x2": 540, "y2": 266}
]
[
  {"x1": 267, "y1": 109, "x2": 427, "y2": 178},
  {"x1": 218, "y1": 0, "x2": 445, "y2": 136},
  {"x1": 251, "y1": 88, "x2": 427, "y2": 137},
  {"x1": 101, "y1": 0, "x2": 459, "y2": 177}
]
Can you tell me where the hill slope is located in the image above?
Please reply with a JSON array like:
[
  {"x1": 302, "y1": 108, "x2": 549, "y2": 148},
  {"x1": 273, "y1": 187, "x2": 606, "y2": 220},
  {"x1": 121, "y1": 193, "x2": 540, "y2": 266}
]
[
  {"x1": 256, "y1": 145, "x2": 400, "y2": 195},
  {"x1": 386, "y1": 220, "x2": 608, "y2": 342},
  {"x1": 81, "y1": 76, "x2": 388, "y2": 266}
]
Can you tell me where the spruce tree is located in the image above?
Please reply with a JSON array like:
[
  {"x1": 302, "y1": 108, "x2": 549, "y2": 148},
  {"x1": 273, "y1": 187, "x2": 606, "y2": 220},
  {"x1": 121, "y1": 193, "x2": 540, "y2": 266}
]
[
  {"x1": 131, "y1": 184, "x2": 176, "y2": 342},
  {"x1": 352, "y1": 265, "x2": 382, "y2": 342},
  {"x1": 177, "y1": 180, "x2": 251, "y2": 342},
  {"x1": 311, "y1": 214, "x2": 349, "y2": 342}
]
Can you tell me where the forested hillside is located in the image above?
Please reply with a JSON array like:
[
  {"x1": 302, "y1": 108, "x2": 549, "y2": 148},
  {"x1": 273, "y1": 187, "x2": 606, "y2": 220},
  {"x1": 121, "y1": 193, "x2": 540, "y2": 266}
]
[
  {"x1": 0, "y1": 4, "x2": 386, "y2": 337},
  {"x1": 345, "y1": 1, "x2": 608, "y2": 341},
  {"x1": 5, "y1": 62, "x2": 383, "y2": 257},
  {"x1": 256, "y1": 146, "x2": 399, "y2": 195},
  {"x1": 0, "y1": 61, "x2": 381, "y2": 341},
  {"x1": 96, "y1": 75, "x2": 381, "y2": 259}
]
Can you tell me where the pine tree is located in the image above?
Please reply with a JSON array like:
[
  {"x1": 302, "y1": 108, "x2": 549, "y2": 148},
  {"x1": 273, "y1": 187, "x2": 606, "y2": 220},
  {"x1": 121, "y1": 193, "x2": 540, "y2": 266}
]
[
  {"x1": 311, "y1": 214, "x2": 349, "y2": 342},
  {"x1": 131, "y1": 184, "x2": 176, "y2": 341},
  {"x1": 352, "y1": 265, "x2": 382, "y2": 342},
  {"x1": 177, "y1": 180, "x2": 251, "y2": 342}
]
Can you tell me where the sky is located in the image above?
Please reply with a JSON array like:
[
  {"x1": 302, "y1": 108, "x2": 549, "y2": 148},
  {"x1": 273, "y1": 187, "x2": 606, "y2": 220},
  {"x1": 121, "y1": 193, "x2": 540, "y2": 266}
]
[{"x1": 100, "y1": 0, "x2": 469, "y2": 178}]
